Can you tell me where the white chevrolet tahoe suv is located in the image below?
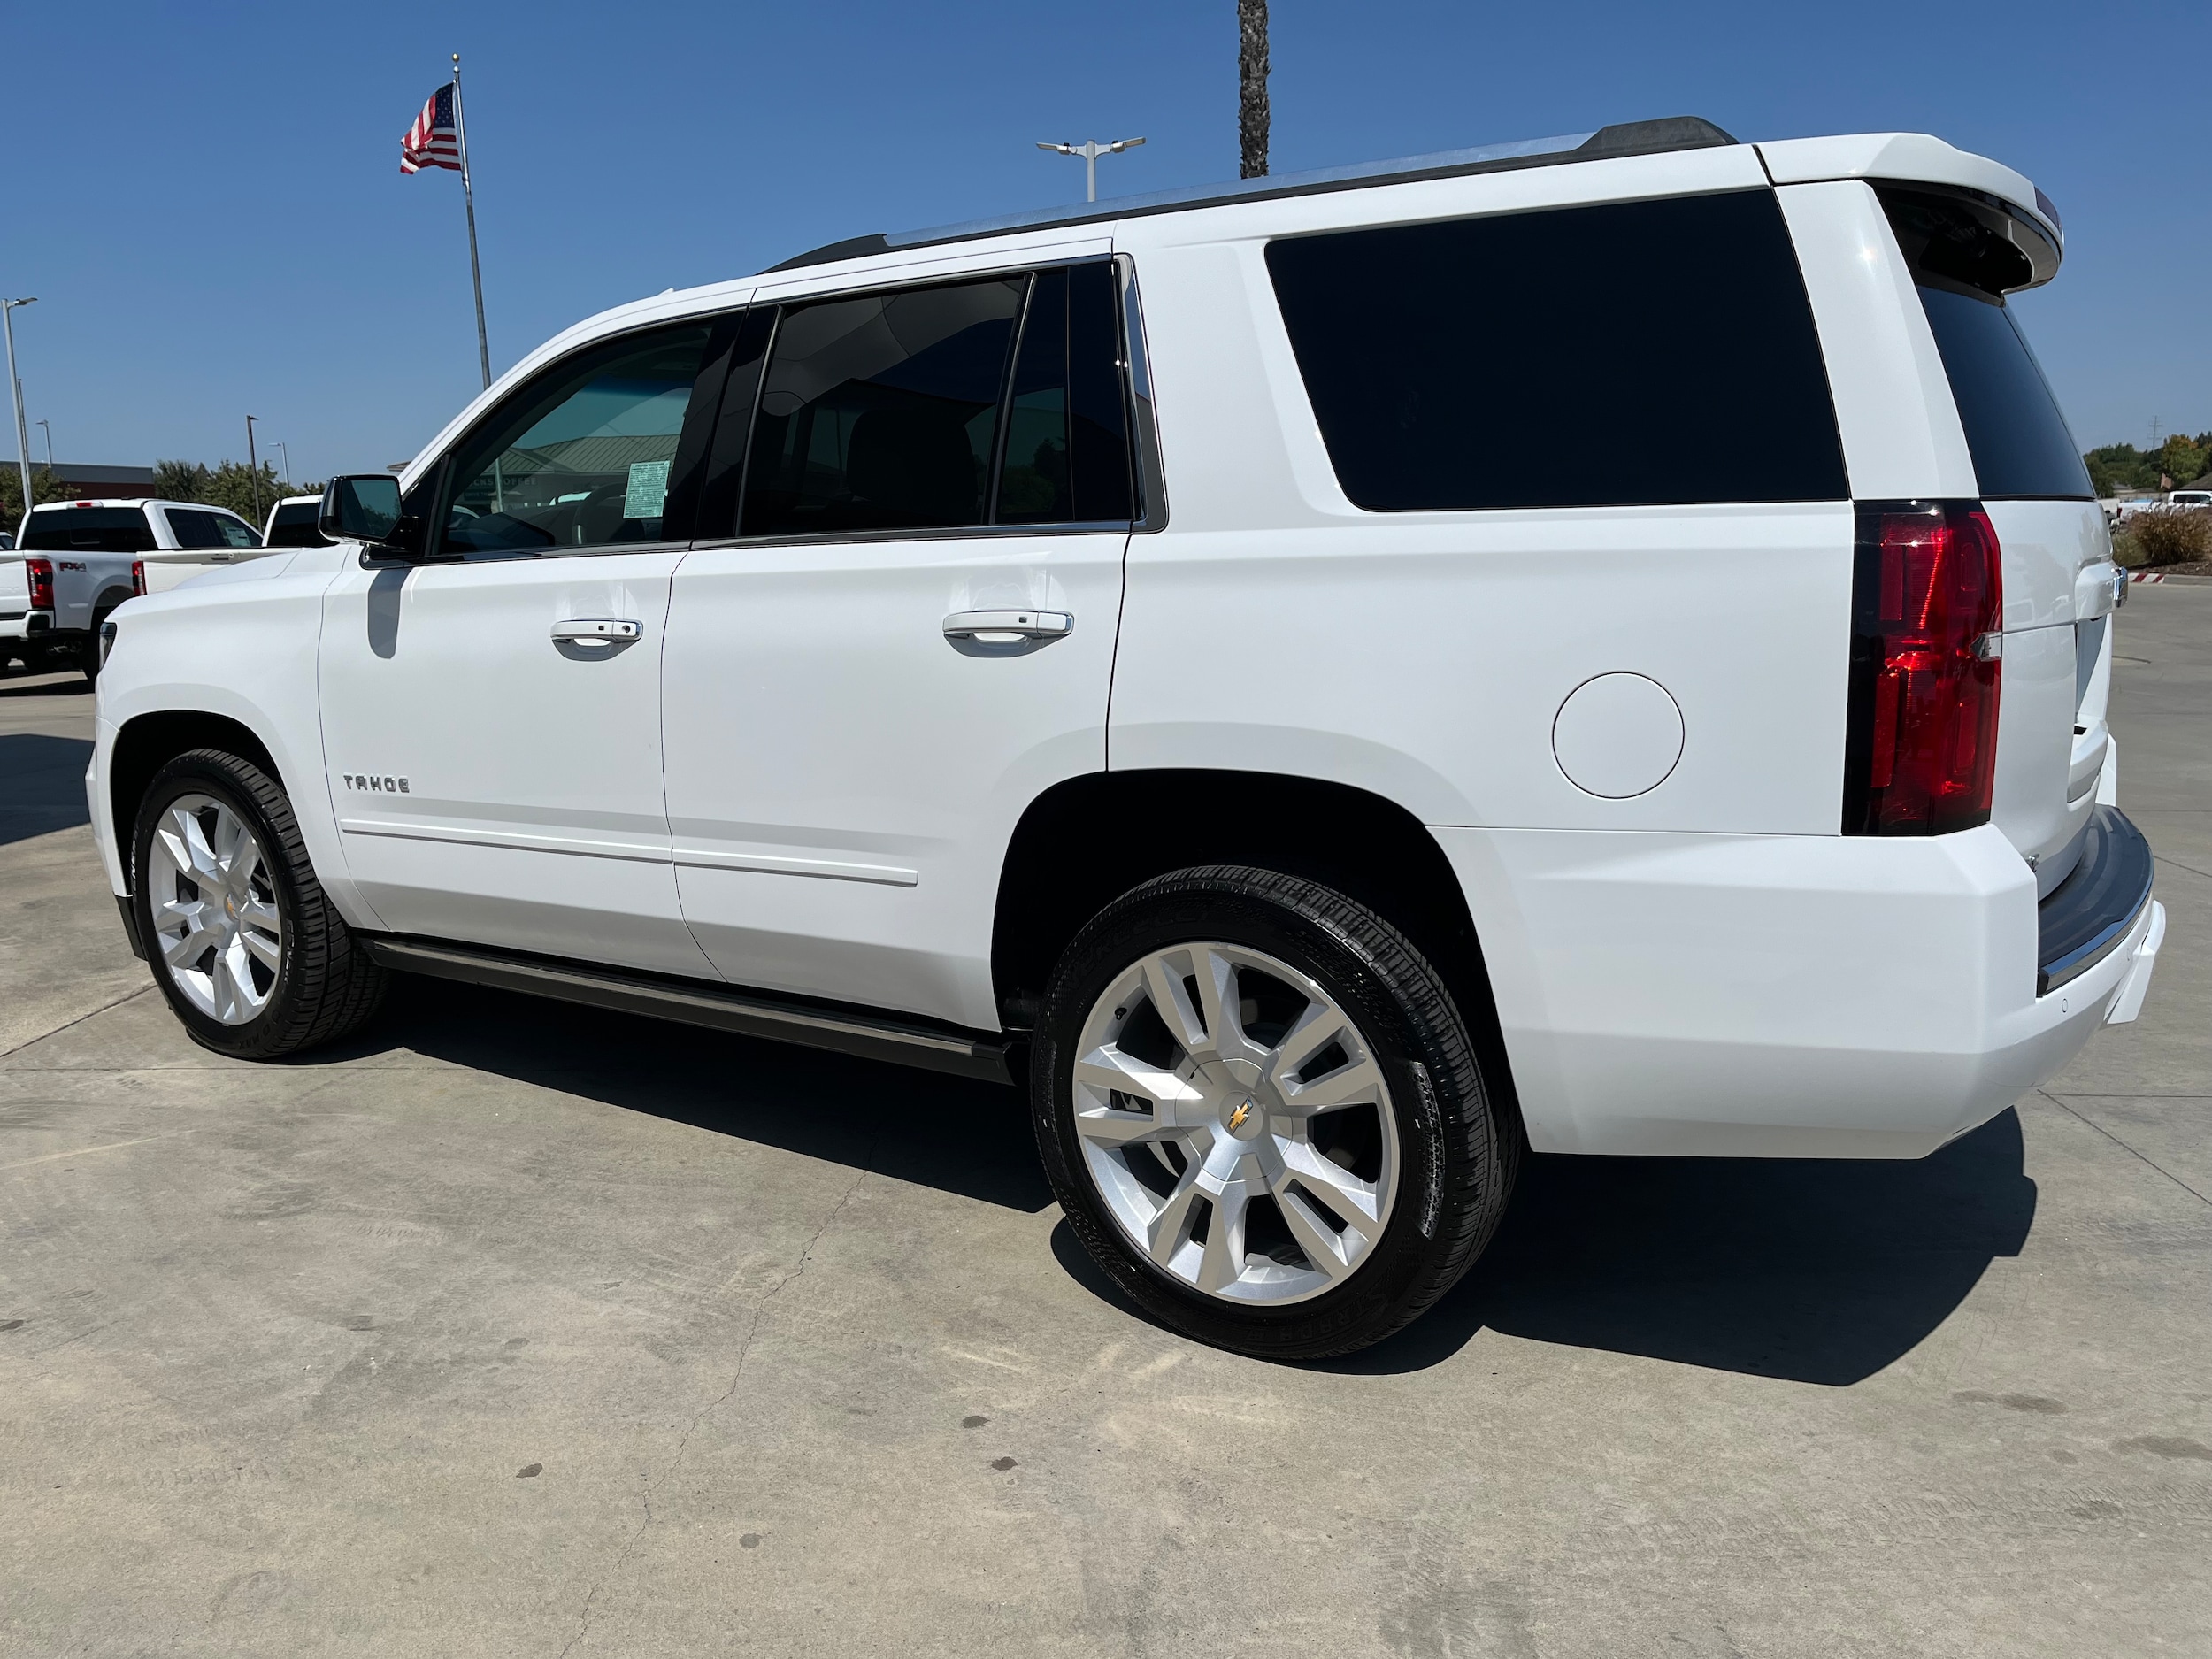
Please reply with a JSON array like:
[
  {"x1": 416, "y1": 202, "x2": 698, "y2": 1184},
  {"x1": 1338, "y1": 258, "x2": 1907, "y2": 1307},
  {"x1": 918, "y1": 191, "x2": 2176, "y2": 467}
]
[
  {"x1": 89, "y1": 119, "x2": 2166, "y2": 1358},
  {"x1": 4, "y1": 497, "x2": 266, "y2": 677}
]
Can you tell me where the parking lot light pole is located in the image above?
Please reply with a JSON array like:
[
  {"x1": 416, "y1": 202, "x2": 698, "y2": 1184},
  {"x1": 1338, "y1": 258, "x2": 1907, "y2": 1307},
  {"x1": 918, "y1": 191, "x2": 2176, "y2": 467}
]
[
  {"x1": 3, "y1": 297, "x2": 35, "y2": 526},
  {"x1": 245, "y1": 415, "x2": 262, "y2": 527},
  {"x1": 36, "y1": 419, "x2": 53, "y2": 471},
  {"x1": 1036, "y1": 137, "x2": 1145, "y2": 203}
]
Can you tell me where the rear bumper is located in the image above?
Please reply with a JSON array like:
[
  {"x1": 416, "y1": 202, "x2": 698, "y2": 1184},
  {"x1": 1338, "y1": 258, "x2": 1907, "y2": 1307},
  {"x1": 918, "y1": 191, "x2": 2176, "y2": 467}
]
[
  {"x1": 1439, "y1": 818, "x2": 2162, "y2": 1159},
  {"x1": 0, "y1": 611, "x2": 52, "y2": 642}
]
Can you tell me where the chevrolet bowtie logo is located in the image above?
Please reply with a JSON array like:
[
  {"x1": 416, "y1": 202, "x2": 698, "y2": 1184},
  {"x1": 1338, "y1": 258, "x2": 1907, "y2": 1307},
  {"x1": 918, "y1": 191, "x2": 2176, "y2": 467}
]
[{"x1": 1226, "y1": 1099, "x2": 1252, "y2": 1133}]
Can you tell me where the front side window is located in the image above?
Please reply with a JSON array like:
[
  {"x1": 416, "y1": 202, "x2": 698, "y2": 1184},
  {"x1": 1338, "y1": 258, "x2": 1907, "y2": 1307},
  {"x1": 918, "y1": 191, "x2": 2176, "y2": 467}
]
[
  {"x1": 21, "y1": 507, "x2": 157, "y2": 552},
  {"x1": 166, "y1": 508, "x2": 260, "y2": 549},
  {"x1": 442, "y1": 322, "x2": 714, "y2": 556},
  {"x1": 741, "y1": 278, "x2": 1025, "y2": 536},
  {"x1": 1265, "y1": 190, "x2": 1849, "y2": 511}
]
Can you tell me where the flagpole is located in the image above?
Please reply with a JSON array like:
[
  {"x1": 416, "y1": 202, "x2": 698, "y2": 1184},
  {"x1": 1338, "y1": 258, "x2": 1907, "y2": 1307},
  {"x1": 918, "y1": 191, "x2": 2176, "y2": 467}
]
[{"x1": 450, "y1": 53, "x2": 491, "y2": 390}]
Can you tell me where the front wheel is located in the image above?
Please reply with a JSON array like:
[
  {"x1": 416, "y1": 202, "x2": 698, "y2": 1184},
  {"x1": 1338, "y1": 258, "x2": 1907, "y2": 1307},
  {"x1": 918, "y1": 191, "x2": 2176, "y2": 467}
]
[
  {"x1": 133, "y1": 749, "x2": 386, "y2": 1058},
  {"x1": 1031, "y1": 865, "x2": 1517, "y2": 1360}
]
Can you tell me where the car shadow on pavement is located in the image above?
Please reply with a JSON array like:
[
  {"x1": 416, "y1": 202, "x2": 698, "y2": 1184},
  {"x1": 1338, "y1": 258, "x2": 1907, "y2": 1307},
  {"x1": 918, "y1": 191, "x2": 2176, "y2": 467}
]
[
  {"x1": 337, "y1": 977, "x2": 2036, "y2": 1385},
  {"x1": 1325, "y1": 1109, "x2": 2038, "y2": 1385},
  {"x1": 334, "y1": 975, "x2": 1056, "y2": 1213},
  {"x1": 0, "y1": 732, "x2": 94, "y2": 844}
]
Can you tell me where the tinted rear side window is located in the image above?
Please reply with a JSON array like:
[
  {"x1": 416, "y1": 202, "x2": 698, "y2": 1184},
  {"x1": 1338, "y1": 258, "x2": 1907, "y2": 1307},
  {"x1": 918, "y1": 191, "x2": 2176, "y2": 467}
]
[
  {"x1": 995, "y1": 263, "x2": 1134, "y2": 525},
  {"x1": 20, "y1": 507, "x2": 157, "y2": 552},
  {"x1": 1914, "y1": 288, "x2": 2090, "y2": 498},
  {"x1": 1266, "y1": 190, "x2": 1848, "y2": 511},
  {"x1": 167, "y1": 508, "x2": 261, "y2": 549},
  {"x1": 741, "y1": 278, "x2": 1024, "y2": 537}
]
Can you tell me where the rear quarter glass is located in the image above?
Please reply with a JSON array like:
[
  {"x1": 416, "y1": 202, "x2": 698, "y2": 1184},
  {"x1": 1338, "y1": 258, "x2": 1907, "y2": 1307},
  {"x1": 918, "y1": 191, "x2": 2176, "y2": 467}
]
[{"x1": 1264, "y1": 188, "x2": 1848, "y2": 511}]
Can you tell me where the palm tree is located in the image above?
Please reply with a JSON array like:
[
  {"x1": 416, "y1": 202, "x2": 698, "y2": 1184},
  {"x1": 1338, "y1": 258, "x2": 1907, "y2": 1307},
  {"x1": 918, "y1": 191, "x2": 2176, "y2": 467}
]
[{"x1": 1239, "y1": 0, "x2": 1269, "y2": 179}]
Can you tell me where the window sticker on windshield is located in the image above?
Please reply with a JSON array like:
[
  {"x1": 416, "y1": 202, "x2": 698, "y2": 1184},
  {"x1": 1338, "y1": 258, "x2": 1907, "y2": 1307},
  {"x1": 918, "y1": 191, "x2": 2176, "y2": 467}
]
[{"x1": 623, "y1": 459, "x2": 672, "y2": 520}]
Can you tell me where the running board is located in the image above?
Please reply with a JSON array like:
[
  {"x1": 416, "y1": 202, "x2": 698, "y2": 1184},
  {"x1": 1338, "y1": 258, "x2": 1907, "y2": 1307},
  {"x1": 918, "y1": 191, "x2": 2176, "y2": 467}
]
[{"x1": 357, "y1": 937, "x2": 1018, "y2": 1086}]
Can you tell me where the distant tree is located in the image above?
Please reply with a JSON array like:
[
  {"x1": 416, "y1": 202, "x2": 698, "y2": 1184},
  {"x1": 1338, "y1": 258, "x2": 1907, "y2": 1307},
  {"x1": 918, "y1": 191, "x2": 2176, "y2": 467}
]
[
  {"x1": 151, "y1": 457, "x2": 287, "y2": 525},
  {"x1": 153, "y1": 459, "x2": 212, "y2": 502},
  {"x1": 2156, "y1": 434, "x2": 2206, "y2": 488},
  {"x1": 1238, "y1": 0, "x2": 1269, "y2": 180},
  {"x1": 1, "y1": 466, "x2": 76, "y2": 530},
  {"x1": 204, "y1": 460, "x2": 287, "y2": 525}
]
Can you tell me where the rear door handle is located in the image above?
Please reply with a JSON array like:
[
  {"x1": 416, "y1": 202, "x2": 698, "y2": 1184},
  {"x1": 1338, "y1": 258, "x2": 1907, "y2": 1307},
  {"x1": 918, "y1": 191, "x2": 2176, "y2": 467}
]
[
  {"x1": 551, "y1": 618, "x2": 642, "y2": 646},
  {"x1": 941, "y1": 610, "x2": 1073, "y2": 656}
]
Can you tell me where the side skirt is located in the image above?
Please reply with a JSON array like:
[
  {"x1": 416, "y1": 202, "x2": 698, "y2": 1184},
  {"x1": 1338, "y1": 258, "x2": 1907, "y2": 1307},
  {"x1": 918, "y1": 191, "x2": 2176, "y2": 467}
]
[{"x1": 357, "y1": 935, "x2": 1019, "y2": 1086}]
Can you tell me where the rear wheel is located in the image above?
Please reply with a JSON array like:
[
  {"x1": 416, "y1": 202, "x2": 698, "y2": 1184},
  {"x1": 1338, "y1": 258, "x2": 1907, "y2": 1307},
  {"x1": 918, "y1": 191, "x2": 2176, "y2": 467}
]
[
  {"x1": 133, "y1": 749, "x2": 386, "y2": 1058},
  {"x1": 1031, "y1": 864, "x2": 1517, "y2": 1360}
]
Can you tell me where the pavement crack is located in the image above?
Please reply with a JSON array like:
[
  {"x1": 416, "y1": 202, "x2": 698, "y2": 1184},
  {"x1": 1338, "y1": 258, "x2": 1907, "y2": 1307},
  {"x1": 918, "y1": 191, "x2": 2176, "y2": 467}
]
[
  {"x1": 2040, "y1": 1090, "x2": 2212, "y2": 1209},
  {"x1": 2151, "y1": 852, "x2": 2212, "y2": 884},
  {"x1": 0, "y1": 984, "x2": 152, "y2": 1061},
  {"x1": 554, "y1": 1166, "x2": 868, "y2": 1657}
]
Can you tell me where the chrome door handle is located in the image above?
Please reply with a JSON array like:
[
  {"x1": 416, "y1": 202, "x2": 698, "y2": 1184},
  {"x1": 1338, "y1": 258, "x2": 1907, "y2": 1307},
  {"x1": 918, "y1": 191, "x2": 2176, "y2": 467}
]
[
  {"x1": 941, "y1": 610, "x2": 1073, "y2": 656},
  {"x1": 550, "y1": 618, "x2": 642, "y2": 646}
]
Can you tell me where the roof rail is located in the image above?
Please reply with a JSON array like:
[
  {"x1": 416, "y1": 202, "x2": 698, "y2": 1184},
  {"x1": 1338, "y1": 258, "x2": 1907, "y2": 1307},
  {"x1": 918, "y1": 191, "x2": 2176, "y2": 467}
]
[{"x1": 765, "y1": 117, "x2": 1737, "y2": 274}]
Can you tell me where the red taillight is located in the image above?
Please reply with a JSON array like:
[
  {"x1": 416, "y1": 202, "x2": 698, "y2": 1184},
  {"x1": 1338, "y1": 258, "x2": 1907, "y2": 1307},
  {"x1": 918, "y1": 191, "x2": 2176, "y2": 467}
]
[
  {"x1": 26, "y1": 557, "x2": 54, "y2": 611},
  {"x1": 130, "y1": 559, "x2": 146, "y2": 595},
  {"x1": 1843, "y1": 501, "x2": 2003, "y2": 835}
]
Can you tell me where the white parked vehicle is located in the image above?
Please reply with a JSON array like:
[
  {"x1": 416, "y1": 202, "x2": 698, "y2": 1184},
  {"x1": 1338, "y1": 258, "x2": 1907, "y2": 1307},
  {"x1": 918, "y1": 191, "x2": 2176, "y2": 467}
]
[
  {"x1": 3, "y1": 497, "x2": 267, "y2": 676},
  {"x1": 88, "y1": 119, "x2": 2164, "y2": 1357},
  {"x1": 262, "y1": 494, "x2": 337, "y2": 548}
]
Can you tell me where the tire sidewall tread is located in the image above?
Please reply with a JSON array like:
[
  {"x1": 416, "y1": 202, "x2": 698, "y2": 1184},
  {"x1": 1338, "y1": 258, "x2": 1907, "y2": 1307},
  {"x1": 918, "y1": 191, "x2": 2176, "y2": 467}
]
[
  {"x1": 132, "y1": 749, "x2": 383, "y2": 1059},
  {"x1": 1031, "y1": 863, "x2": 1516, "y2": 1361}
]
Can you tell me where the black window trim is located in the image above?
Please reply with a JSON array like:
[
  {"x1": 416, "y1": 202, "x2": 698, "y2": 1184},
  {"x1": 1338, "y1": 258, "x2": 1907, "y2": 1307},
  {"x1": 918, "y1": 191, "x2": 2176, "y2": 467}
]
[
  {"x1": 689, "y1": 252, "x2": 1165, "y2": 551},
  {"x1": 382, "y1": 250, "x2": 1169, "y2": 567}
]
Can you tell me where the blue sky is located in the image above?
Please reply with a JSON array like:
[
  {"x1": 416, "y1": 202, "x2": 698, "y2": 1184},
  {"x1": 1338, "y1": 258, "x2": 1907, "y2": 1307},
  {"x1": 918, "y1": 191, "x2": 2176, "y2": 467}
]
[{"x1": 2, "y1": 1, "x2": 2200, "y2": 481}]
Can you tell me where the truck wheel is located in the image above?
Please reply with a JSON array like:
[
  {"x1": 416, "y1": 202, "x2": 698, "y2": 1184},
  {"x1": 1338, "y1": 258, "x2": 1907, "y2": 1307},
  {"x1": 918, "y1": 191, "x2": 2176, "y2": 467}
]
[
  {"x1": 1031, "y1": 864, "x2": 1517, "y2": 1360},
  {"x1": 80, "y1": 622, "x2": 108, "y2": 683},
  {"x1": 132, "y1": 749, "x2": 386, "y2": 1059}
]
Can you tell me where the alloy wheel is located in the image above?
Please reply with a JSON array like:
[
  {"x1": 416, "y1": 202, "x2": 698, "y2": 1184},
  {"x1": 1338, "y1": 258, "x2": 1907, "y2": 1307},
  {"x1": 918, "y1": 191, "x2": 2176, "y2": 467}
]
[
  {"x1": 145, "y1": 793, "x2": 284, "y2": 1025},
  {"x1": 1071, "y1": 941, "x2": 1400, "y2": 1305}
]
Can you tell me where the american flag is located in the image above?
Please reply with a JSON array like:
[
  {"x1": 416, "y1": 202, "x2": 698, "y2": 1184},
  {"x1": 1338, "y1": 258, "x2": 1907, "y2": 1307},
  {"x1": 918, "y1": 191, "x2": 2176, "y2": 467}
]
[{"x1": 400, "y1": 84, "x2": 461, "y2": 174}]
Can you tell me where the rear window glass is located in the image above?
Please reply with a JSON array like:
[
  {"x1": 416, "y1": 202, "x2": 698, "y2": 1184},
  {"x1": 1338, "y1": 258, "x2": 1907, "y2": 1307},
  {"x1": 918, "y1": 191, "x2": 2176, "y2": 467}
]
[
  {"x1": 1265, "y1": 190, "x2": 1848, "y2": 511},
  {"x1": 166, "y1": 508, "x2": 262, "y2": 549},
  {"x1": 1880, "y1": 188, "x2": 2091, "y2": 502},
  {"x1": 20, "y1": 506, "x2": 157, "y2": 552},
  {"x1": 1913, "y1": 288, "x2": 2091, "y2": 500},
  {"x1": 265, "y1": 502, "x2": 333, "y2": 547}
]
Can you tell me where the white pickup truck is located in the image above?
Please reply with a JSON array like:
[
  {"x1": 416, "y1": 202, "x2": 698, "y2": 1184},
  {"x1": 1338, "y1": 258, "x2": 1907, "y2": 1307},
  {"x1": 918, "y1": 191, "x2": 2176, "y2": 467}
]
[{"x1": 2, "y1": 497, "x2": 268, "y2": 677}]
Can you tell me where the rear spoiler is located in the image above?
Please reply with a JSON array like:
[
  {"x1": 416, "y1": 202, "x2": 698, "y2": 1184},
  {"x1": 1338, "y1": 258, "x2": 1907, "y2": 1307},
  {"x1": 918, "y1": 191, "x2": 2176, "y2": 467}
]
[{"x1": 1759, "y1": 134, "x2": 2061, "y2": 290}]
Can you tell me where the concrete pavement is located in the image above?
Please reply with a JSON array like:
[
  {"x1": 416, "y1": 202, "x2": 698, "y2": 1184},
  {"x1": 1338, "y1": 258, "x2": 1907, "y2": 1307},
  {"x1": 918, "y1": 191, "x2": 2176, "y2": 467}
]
[{"x1": 2, "y1": 593, "x2": 2207, "y2": 1656}]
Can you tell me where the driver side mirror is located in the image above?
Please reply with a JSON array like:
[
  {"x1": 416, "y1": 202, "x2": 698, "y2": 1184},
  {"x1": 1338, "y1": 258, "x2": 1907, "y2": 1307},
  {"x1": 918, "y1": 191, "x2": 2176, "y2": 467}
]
[{"x1": 320, "y1": 475, "x2": 426, "y2": 557}]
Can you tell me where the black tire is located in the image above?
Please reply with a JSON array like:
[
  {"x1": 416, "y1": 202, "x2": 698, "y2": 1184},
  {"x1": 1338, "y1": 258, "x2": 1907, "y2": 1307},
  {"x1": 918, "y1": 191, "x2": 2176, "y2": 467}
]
[
  {"x1": 81, "y1": 616, "x2": 111, "y2": 683},
  {"x1": 132, "y1": 749, "x2": 386, "y2": 1058},
  {"x1": 1031, "y1": 864, "x2": 1517, "y2": 1361}
]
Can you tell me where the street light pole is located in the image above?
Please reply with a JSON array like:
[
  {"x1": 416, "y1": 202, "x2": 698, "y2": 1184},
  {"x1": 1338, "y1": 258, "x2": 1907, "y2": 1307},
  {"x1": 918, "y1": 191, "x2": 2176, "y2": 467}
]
[
  {"x1": 245, "y1": 414, "x2": 263, "y2": 528},
  {"x1": 1036, "y1": 136, "x2": 1146, "y2": 203},
  {"x1": 35, "y1": 419, "x2": 53, "y2": 470},
  {"x1": 2, "y1": 297, "x2": 36, "y2": 528},
  {"x1": 275, "y1": 442, "x2": 292, "y2": 493}
]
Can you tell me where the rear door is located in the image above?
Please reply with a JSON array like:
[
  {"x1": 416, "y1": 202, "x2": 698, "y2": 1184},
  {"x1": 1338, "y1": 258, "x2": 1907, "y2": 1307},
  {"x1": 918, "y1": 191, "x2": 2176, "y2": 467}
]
[
  {"x1": 662, "y1": 263, "x2": 1135, "y2": 1029},
  {"x1": 318, "y1": 318, "x2": 728, "y2": 973}
]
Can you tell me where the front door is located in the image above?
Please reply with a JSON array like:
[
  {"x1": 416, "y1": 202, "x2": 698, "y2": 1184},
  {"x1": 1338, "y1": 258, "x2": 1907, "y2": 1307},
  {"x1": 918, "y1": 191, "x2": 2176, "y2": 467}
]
[
  {"x1": 319, "y1": 319, "x2": 726, "y2": 975},
  {"x1": 664, "y1": 263, "x2": 1136, "y2": 1028}
]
